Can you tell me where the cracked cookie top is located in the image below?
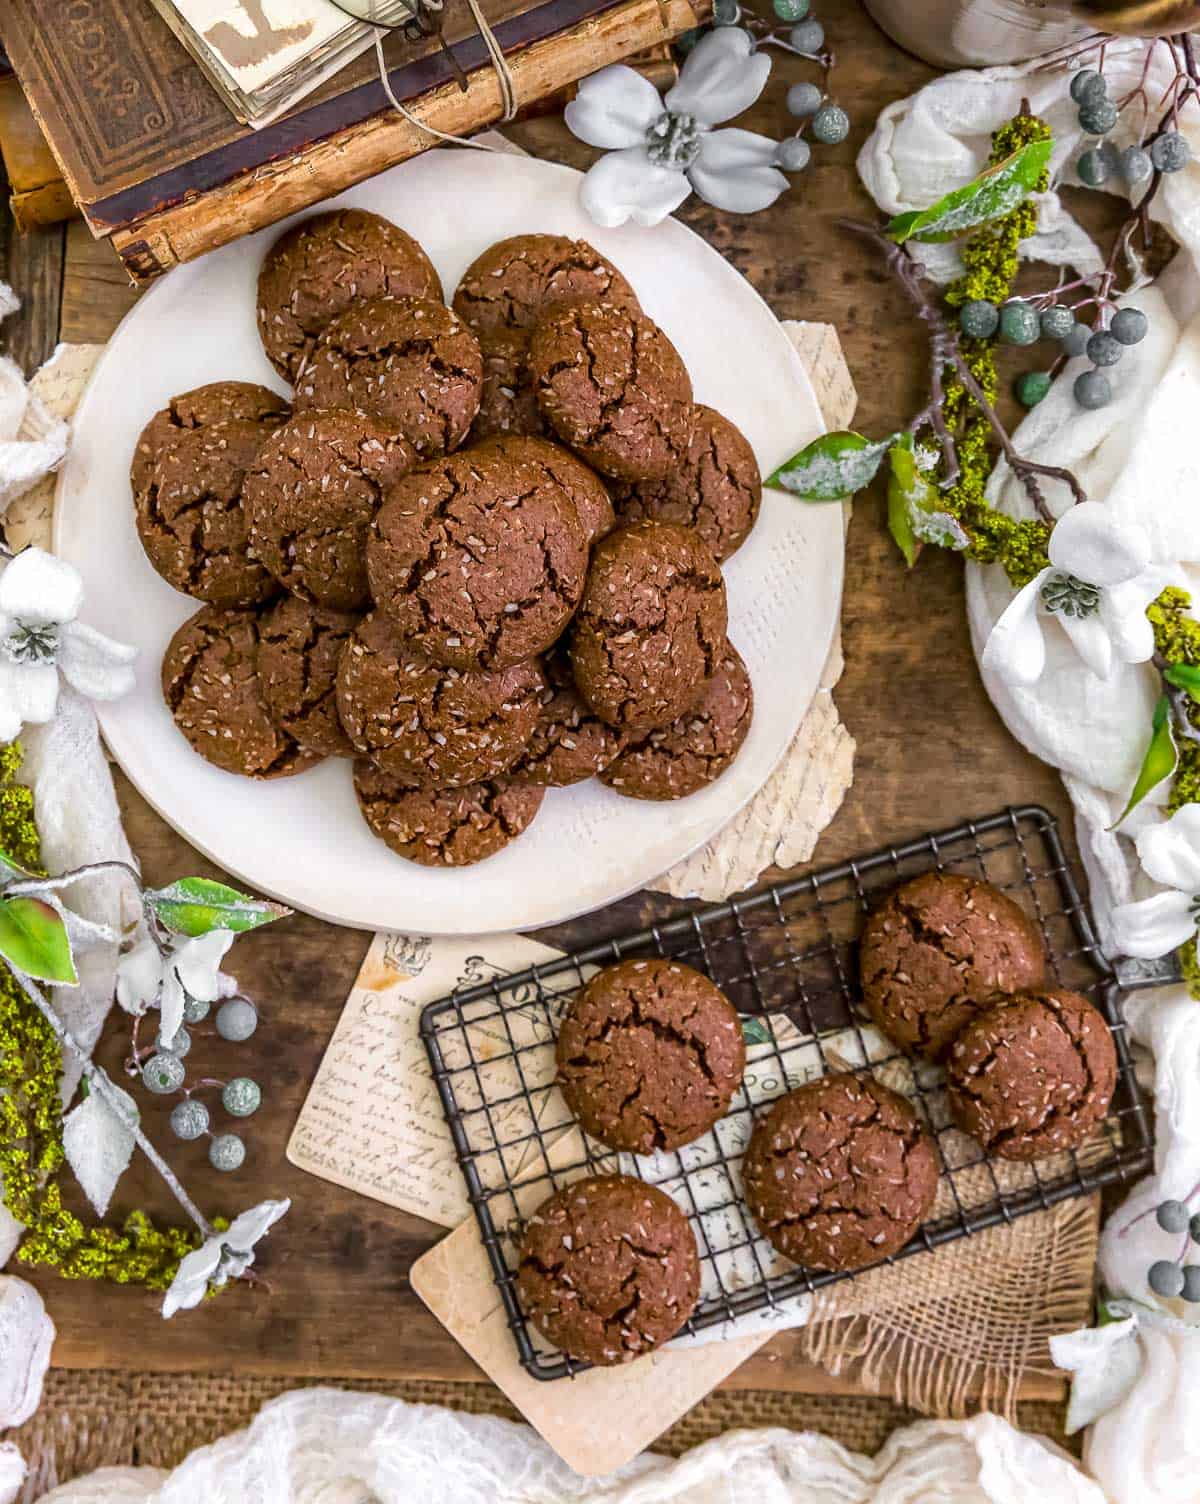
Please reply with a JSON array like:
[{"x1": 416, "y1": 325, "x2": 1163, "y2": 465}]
[
  {"x1": 516, "y1": 1174, "x2": 700, "y2": 1366},
  {"x1": 859, "y1": 872, "x2": 1047, "y2": 1062},
  {"x1": 569, "y1": 521, "x2": 727, "y2": 733},
  {"x1": 452, "y1": 234, "x2": 638, "y2": 343},
  {"x1": 257, "y1": 208, "x2": 442, "y2": 382},
  {"x1": 506, "y1": 645, "x2": 625, "y2": 788},
  {"x1": 472, "y1": 434, "x2": 615, "y2": 547},
  {"x1": 295, "y1": 296, "x2": 482, "y2": 459},
  {"x1": 946, "y1": 989, "x2": 1116, "y2": 1162},
  {"x1": 742, "y1": 1074, "x2": 939, "y2": 1272},
  {"x1": 556, "y1": 958, "x2": 746, "y2": 1154},
  {"x1": 600, "y1": 641, "x2": 753, "y2": 801},
  {"x1": 528, "y1": 301, "x2": 695, "y2": 482},
  {"x1": 611, "y1": 404, "x2": 762, "y2": 562},
  {"x1": 352, "y1": 761, "x2": 544, "y2": 866},
  {"x1": 337, "y1": 613, "x2": 544, "y2": 787},
  {"x1": 367, "y1": 446, "x2": 589, "y2": 672},
  {"x1": 257, "y1": 595, "x2": 359, "y2": 759},
  {"x1": 138, "y1": 417, "x2": 284, "y2": 608},
  {"x1": 245, "y1": 408, "x2": 417, "y2": 611},
  {"x1": 131, "y1": 381, "x2": 290, "y2": 509},
  {"x1": 162, "y1": 606, "x2": 320, "y2": 779}
]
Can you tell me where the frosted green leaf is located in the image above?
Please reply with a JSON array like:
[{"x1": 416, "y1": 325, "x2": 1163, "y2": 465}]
[
  {"x1": 886, "y1": 138, "x2": 1053, "y2": 244},
  {"x1": 0, "y1": 847, "x2": 38, "y2": 884},
  {"x1": 147, "y1": 877, "x2": 290, "y2": 937},
  {"x1": 911, "y1": 509, "x2": 970, "y2": 550},
  {"x1": 886, "y1": 436, "x2": 969, "y2": 567},
  {"x1": 767, "y1": 430, "x2": 892, "y2": 502},
  {"x1": 1110, "y1": 695, "x2": 1177, "y2": 829},
  {"x1": 1164, "y1": 662, "x2": 1200, "y2": 698}
]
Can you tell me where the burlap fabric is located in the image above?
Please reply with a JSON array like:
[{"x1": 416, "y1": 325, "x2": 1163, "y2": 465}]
[{"x1": 5, "y1": 1368, "x2": 1078, "y2": 1496}]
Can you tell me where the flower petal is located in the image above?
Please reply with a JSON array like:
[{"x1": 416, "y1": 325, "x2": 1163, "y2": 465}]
[
  {"x1": 224, "y1": 1198, "x2": 290, "y2": 1256},
  {"x1": 578, "y1": 147, "x2": 692, "y2": 228},
  {"x1": 1110, "y1": 889, "x2": 1198, "y2": 959},
  {"x1": 172, "y1": 930, "x2": 235, "y2": 1004},
  {"x1": 0, "y1": 549, "x2": 82, "y2": 627},
  {"x1": 688, "y1": 129, "x2": 790, "y2": 214},
  {"x1": 666, "y1": 27, "x2": 771, "y2": 126},
  {"x1": 1056, "y1": 603, "x2": 1114, "y2": 681},
  {"x1": 58, "y1": 622, "x2": 137, "y2": 701},
  {"x1": 0, "y1": 658, "x2": 60, "y2": 728},
  {"x1": 980, "y1": 573, "x2": 1049, "y2": 687},
  {"x1": 162, "y1": 1238, "x2": 223, "y2": 1319},
  {"x1": 1135, "y1": 804, "x2": 1200, "y2": 893},
  {"x1": 115, "y1": 939, "x2": 164, "y2": 1015},
  {"x1": 564, "y1": 65, "x2": 665, "y2": 149},
  {"x1": 1047, "y1": 502, "x2": 1152, "y2": 588},
  {"x1": 158, "y1": 968, "x2": 187, "y2": 1051},
  {"x1": 1100, "y1": 576, "x2": 1161, "y2": 666}
]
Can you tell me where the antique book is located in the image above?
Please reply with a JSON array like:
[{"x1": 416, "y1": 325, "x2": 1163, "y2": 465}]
[
  {"x1": 146, "y1": 0, "x2": 385, "y2": 128},
  {"x1": 0, "y1": 0, "x2": 701, "y2": 280}
]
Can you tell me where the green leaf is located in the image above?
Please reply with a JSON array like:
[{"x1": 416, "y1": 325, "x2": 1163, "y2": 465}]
[
  {"x1": 1110, "y1": 695, "x2": 1177, "y2": 830},
  {"x1": 1164, "y1": 662, "x2": 1200, "y2": 698},
  {"x1": 767, "y1": 430, "x2": 892, "y2": 502},
  {"x1": 886, "y1": 137, "x2": 1053, "y2": 243},
  {"x1": 146, "y1": 878, "x2": 291, "y2": 937},
  {"x1": 886, "y1": 436, "x2": 969, "y2": 568},
  {"x1": 0, "y1": 896, "x2": 78, "y2": 984}
]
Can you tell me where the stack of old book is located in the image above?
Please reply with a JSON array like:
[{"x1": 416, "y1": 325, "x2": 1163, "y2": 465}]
[{"x1": 0, "y1": 0, "x2": 697, "y2": 279}]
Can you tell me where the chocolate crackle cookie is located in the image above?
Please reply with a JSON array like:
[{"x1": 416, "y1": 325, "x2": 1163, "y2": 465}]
[
  {"x1": 131, "y1": 382, "x2": 289, "y2": 508},
  {"x1": 295, "y1": 296, "x2": 482, "y2": 458},
  {"x1": 506, "y1": 646, "x2": 625, "y2": 788},
  {"x1": 353, "y1": 761, "x2": 544, "y2": 866},
  {"x1": 471, "y1": 329, "x2": 550, "y2": 443},
  {"x1": 611, "y1": 405, "x2": 762, "y2": 562},
  {"x1": 245, "y1": 409, "x2": 416, "y2": 611},
  {"x1": 569, "y1": 522, "x2": 727, "y2": 732},
  {"x1": 138, "y1": 417, "x2": 283, "y2": 607},
  {"x1": 162, "y1": 607, "x2": 319, "y2": 779},
  {"x1": 516, "y1": 1175, "x2": 700, "y2": 1365},
  {"x1": 601, "y1": 642, "x2": 753, "y2": 801},
  {"x1": 367, "y1": 446, "x2": 589, "y2": 672},
  {"x1": 473, "y1": 434, "x2": 615, "y2": 547},
  {"x1": 557, "y1": 959, "x2": 745, "y2": 1154},
  {"x1": 742, "y1": 1075, "x2": 939, "y2": 1271},
  {"x1": 453, "y1": 234, "x2": 639, "y2": 343},
  {"x1": 257, "y1": 596, "x2": 358, "y2": 759},
  {"x1": 257, "y1": 208, "x2": 442, "y2": 382},
  {"x1": 859, "y1": 872, "x2": 1046, "y2": 1062},
  {"x1": 337, "y1": 613, "x2": 544, "y2": 787},
  {"x1": 946, "y1": 989, "x2": 1117, "y2": 1161},
  {"x1": 529, "y1": 301, "x2": 695, "y2": 482}
]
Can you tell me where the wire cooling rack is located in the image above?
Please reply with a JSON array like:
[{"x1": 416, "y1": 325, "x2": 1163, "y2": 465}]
[{"x1": 420, "y1": 806, "x2": 1153, "y2": 1381}]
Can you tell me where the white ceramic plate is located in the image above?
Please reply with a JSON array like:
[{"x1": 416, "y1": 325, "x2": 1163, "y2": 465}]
[{"x1": 55, "y1": 150, "x2": 843, "y2": 934}]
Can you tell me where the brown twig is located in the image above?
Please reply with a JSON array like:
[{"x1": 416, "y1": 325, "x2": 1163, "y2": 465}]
[{"x1": 840, "y1": 220, "x2": 1086, "y2": 521}]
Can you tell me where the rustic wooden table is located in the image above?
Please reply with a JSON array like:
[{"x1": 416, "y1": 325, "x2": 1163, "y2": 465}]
[{"x1": 0, "y1": 1, "x2": 1093, "y2": 1398}]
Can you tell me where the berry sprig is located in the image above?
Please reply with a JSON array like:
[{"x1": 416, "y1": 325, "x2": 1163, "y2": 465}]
[
  {"x1": 133, "y1": 995, "x2": 263, "y2": 1173},
  {"x1": 1147, "y1": 1196, "x2": 1200, "y2": 1302},
  {"x1": 679, "y1": 0, "x2": 850, "y2": 175}
]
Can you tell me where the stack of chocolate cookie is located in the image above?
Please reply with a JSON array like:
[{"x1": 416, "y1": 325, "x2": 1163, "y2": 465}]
[{"x1": 132, "y1": 213, "x2": 763, "y2": 868}]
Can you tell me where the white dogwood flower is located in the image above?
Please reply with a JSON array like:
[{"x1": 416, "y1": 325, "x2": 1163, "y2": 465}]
[
  {"x1": 565, "y1": 28, "x2": 786, "y2": 227},
  {"x1": 162, "y1": 1200, "x2": 290, "y2": 1319},
  {"x1": 981, "y1": 503, "x2": 1161, "y2": 687},
  {"x1": 116, "y1": 930, "x2": 235, "y2": 1045},
  {"x1": 0, "y1": 547, "x2": 135, "y2": 741},
  {"x1": 1112, "y1": 804, "x2": 1200, "y2": 959}
]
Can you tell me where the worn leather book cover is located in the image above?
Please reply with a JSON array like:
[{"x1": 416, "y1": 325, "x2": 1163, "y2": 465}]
[
  {"x1": 0, "y1": 0, "x2": 631, "y2": 229},
  {"x1": 0, "y1": 73, "x2": 76, "y2": 229}
]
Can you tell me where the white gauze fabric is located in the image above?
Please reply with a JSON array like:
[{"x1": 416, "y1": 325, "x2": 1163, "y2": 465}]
[{"x1": 32, "y1": 1390, "x2": 1104, "y2": 1504}]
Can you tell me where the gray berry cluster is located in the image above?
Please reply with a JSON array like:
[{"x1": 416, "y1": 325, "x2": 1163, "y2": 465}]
[
  {"x1": 1147, "y1": 1199, "x2": 1200, "y2": 1302},
  {"x1": 1071, "y1": 66, "x2": 1190, "y2": 190},
  {"x1": 956, "y1": 290, "x2": 1150, "y2": 410},
  {"x1": 138, "y1": 992, "x2": 263, "y2": 1173}
]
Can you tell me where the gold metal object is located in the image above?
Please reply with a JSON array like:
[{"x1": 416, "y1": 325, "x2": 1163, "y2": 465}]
[{"x1": 1072, "y1": 0, "x2": 1200, "y2": 35}]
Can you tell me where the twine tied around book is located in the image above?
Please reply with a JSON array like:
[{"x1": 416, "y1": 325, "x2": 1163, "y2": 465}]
[{"x1": 369, "y1": 0, "x2": 518, "y2": 151}]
